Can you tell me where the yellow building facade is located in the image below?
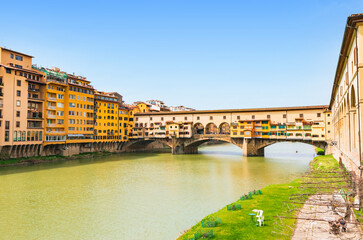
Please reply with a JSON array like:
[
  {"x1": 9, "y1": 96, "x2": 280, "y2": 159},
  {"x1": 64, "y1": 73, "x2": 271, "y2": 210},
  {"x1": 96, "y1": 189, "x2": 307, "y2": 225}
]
[{"x1": 94, "y1": 91, "x2": 133, "y2": 142}]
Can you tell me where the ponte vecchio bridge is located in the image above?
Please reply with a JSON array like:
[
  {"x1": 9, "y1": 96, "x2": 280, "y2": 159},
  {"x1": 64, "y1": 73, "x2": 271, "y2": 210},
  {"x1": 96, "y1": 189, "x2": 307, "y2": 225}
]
[{"x1": 126, "y1": 105, "x2": 332, "y2": 155}]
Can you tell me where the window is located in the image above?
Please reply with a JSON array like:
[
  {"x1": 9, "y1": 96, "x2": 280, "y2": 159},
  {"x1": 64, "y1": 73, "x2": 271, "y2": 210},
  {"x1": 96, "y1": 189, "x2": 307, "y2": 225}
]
[
  {"x1": 173, "y1": 117, "x2": 175, "y2": 120},
  {"x1": 197, "y1": 116, "x2": 200, "y2": 120},
  {"x1": 328, "y1": 122, "x2": 330, "y2": 125},
  {"x1": 252, "y1": 115, "x2": 255, "y2": 120},
  {"x1": 150, "y1": 117, "x2": 153, "y2": 120},
  {"x1": 300, "y1": 114, "x2": 303, "y2": 118},
  {"x1": 5, "y1": 131, "x2": 9, "y2": 142},
  {"x1": 57, "y1": 94, "x2": 64, "y2": 99},
  {"x1": 16, "y1": 100, "x2": 21, "y2": 107},
  {"x1": 10, "y1": 53, "x2": 14, "y2": 59},
  {"x1": 16, "y1": 111, "x2": 20, "y2": 117},
  {"x1": 237, "y1": 116, "x2": 240, "y2": 120},
  {"x1": 223, "y1": 116, "x2": 226, "y2": 120},
  {"x1": 15, "y1": 55, "x2": 23, "y2": 61},
  {"x1": 317, "y1": 113, "x2": 321, "y2": 117},
  {"x1": 161, "y1": 117, "x2": 164, "y2": 121},
  {"x1": 210, "y1": 116, "x2": 213, "y2": 120},
  {"x1": 5, "y1": 121, "x2": 10, "y2": 129},
  {"x1": 16, "y1": 90, "x2": 21, "y2": 97},
  {"x1": 267, "y1": 115, "x2": 270, "y2": 119},
  {"x1": 16, "y1": 121, "x2": 20, "y2": 128},
  {"x1": 6, "y1": 68, "x2": 11, "y2": 74},
  {"x1": 17, "y1": 80, "x2": 21, "y2": 86},
  {"x1": 283, "y1": 114, "x2": 286, "y2": 118},
  {"x1": 184, "y1": 117, "x2": 187, "y2": 120}
]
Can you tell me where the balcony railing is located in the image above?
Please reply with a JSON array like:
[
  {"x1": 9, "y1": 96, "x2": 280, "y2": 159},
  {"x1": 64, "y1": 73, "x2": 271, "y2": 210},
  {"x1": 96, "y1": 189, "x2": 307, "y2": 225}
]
[
  {"x1": 48, "y1": 97, "x2": 57, "y2": 101},
  {"x1": 46, "y1": 131, "x2": 65, "y2": 134},
  {"x1": 47, "y1": 115, "x2": 57, "y2": 118},
  {"x1": 28, "y1": 96, "x2": 44, "y2": 101},
  {"x1": 27, "y1": 125, "x2": 43, "y2": 129},
  {"x1": 47, "y1": 106, "x2": 56, "y2": 110},
  {"x1": 28, "y1": 87, "x2": 40, "y2": 92},
  {"x1": 0, "y1": 103, "x2": 3, "y2": 108},
  {"x1": 27, "y1": 112, "x2": 43, "y2": 119},
  {"x1": 47, "y1": 123, "x2": 56, "y2": 127}
]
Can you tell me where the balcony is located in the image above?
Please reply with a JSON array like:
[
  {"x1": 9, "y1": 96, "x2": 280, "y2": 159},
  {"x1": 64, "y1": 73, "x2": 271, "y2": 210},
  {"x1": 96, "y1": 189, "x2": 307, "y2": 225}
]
[
  {"x1": 47, "y1": 123, "x2": 56, "y2": 127},
  {"x1": 46, "y1": 131, "x2": 65, "y2": 134},
  {"x1": 48, "y1": 97, "x2": 57, "y2": 101},
  {"x1": 27, "y1": 125, "x2": 43, "y2": 129},
  {"x1": 47, "y1": 114, "x2": 57, "y2": 118},
  {"x1": 27, "y1": 112, "x2": 43, "y2": 119},
  {"x1": 28, "y1": 87, "x2": 40, "y2": 92},
  {"x1": 47, "y1": 105, "x2": 56, "y2": 110},
  {"x1": 0, "y1": 92, "x2": 3, "y2": 97},
  {"x1": 28, "y1": 96, "x2": 44, "y2": 102}
]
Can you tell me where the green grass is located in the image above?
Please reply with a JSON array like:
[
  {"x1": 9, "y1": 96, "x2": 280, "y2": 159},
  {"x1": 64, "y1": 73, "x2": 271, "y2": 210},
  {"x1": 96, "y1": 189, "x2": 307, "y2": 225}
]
[
  {"x1": 178, "y1": 155, "x2": 340, "y2": 240},
  {"x1": 310, "y1": 154, "x2": 340, "y2": 171}
]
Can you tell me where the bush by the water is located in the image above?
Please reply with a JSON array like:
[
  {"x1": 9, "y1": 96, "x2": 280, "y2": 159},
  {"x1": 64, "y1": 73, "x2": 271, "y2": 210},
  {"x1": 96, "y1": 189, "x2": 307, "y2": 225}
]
[{"x1": 316, "y1": 147, "x2": 325, "y2": 155}]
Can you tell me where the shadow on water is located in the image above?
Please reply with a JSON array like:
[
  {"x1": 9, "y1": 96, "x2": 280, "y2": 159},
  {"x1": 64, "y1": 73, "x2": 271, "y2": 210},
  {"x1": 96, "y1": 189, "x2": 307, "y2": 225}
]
[{"x1": 0, "y1": 152, "x2": 165, "y2": 176}]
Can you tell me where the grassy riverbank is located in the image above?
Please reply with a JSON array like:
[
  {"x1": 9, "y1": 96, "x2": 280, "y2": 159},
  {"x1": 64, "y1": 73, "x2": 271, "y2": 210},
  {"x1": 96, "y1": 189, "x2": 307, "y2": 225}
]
[
  {"x1": 177, "y1": 154, "x2": 340, "y2": 240},
  {"x1": 0, "y1": 151, "x2": 114, "y2": 167}
]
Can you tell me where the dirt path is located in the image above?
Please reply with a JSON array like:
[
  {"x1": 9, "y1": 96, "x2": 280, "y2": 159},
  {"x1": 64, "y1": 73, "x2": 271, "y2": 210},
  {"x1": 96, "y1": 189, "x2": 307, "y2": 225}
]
[{"x1": 292, "y1": 195, "x2": 362, "y2": 240}]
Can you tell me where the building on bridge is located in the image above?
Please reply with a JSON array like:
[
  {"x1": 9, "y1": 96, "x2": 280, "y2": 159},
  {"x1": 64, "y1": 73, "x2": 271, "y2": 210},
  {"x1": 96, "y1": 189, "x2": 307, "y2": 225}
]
[
  {"x1": 330, "y1": 13, "x2": 363, "y2": 175},
  {"x1": 132, "y1": 105, "x2": 331, "y2": 155}
]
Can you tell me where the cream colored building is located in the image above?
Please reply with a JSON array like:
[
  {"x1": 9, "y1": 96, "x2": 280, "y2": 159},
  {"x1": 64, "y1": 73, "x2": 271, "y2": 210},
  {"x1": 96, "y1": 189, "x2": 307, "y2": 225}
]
[
  {"x1": 330, "y1": 14, "x2": 363, "y2": 174},
  {"x1": 133, "y1": 106, "x2": 330, "y2": 141}
]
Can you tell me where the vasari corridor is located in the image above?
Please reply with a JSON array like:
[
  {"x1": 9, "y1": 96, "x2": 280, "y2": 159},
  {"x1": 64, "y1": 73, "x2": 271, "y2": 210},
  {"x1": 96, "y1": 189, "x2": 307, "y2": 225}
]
[{"x1": 2, "y1": 1, "x2": 363, "y2": 240}]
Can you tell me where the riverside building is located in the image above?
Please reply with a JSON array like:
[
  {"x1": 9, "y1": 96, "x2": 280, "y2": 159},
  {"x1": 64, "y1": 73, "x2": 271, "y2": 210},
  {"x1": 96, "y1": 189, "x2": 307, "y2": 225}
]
[
  {"x1": 330, "y1": 13, "x2": 363, "y2": 174},
  {"x1": 0, "y1": 47, "x2": 135, "y2": 158},
  {"x1": 0, "y1": 47, "x2": 46, "y2": 157},
  {"x1": 94, "y1": 91, "x2": 132, "y2": 142}
]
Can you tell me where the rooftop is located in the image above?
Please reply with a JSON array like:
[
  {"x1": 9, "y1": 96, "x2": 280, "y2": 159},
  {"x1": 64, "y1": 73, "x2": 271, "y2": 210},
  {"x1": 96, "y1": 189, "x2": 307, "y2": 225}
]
[
  {"x1": 135, "y1": 105, "x2": 329, "y2": 116},
  {"x1": 0, "y1": 47, "x2": 34, "y2": 58}
]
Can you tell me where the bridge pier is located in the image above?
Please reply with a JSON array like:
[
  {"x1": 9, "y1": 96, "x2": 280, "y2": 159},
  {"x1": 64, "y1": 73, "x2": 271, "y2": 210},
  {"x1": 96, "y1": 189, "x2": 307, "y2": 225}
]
[
  {"x1": 242, "y1": 138, "x2": 265, "y2": 156},
  {"x1": 171, "y1": 144, "x2": 198, "y2": 154}
]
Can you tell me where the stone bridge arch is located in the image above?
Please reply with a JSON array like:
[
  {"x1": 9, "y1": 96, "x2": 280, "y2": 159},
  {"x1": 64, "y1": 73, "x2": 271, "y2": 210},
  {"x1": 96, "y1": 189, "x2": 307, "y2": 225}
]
[
  {"x1": 245, "y1": 138, "x2": 328, "y2": 156},
  {"x1": 193, "y1": 123, "x2": 205, "y2": 135},
  {"x1": 205, "y1": 123, "x2": 218, "y2": 134},
  {"x1": 219, "y1": 122, "x2": 230, "y2": 135}
]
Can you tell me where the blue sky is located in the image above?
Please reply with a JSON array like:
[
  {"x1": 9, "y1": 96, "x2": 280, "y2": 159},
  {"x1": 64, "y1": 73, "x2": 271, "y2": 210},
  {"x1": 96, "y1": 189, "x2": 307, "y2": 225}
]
[{"x1": 1, "y1": 0, "x2": 363, "y2": 110}]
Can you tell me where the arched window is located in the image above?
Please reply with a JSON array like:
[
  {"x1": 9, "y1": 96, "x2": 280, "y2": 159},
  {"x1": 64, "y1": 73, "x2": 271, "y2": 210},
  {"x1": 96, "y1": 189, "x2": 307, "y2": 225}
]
[{"x1": 13, "y1": 131, "x2": 17, "y2": 141}]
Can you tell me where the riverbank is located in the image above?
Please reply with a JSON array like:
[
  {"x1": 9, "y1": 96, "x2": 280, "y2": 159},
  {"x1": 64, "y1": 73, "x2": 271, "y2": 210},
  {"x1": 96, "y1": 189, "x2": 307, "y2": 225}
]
[
  {"x1": 0, "y1": 151, "x2": 117, "y2": 167},
  {"x1": 177, "y1": 154, "x2": 343, "y2": 240}
]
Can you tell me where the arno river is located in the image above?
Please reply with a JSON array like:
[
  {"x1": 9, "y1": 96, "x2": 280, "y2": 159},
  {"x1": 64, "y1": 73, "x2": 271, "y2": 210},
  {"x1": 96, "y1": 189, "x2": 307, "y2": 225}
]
[{"x1": 0, "y1": 143, "x2": 315, "y2": 240}]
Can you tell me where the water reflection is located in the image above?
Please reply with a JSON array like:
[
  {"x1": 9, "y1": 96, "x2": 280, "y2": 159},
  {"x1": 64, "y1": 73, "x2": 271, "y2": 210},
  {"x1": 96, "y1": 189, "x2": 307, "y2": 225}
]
[{"x1": 0, "y1": 143, "x2": 314, "y2": 240}]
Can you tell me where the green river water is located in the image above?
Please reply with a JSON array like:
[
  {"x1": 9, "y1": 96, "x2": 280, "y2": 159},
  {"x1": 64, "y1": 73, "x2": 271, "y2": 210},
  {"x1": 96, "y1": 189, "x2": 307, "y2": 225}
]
[{"x1": 0, "y1": 143, "x2": 316, "y2": 240}]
